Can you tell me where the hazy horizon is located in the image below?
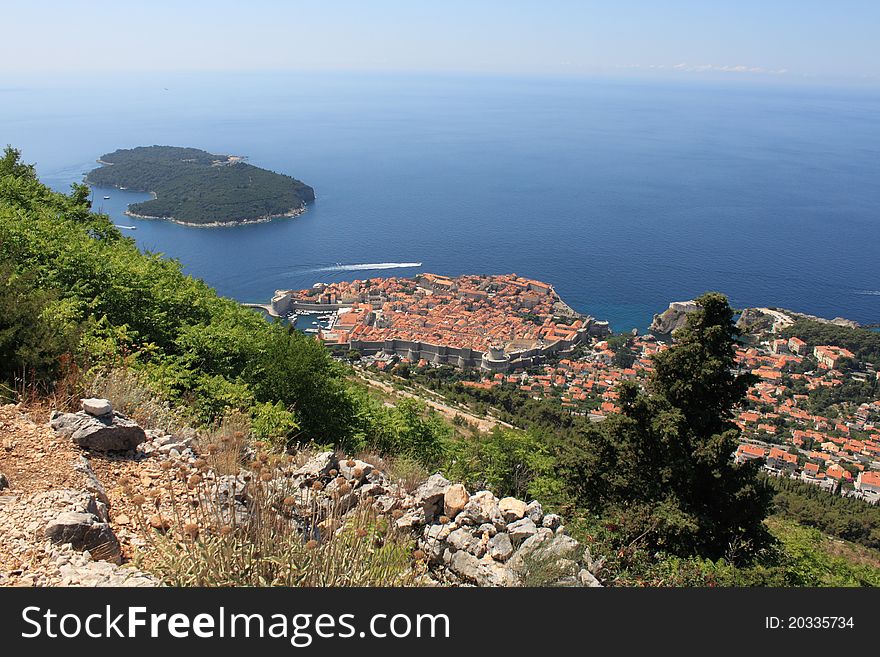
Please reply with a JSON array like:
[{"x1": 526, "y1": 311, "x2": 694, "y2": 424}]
[{"x1": 4, "y1": 1, "x2": 879, "y2": 88}]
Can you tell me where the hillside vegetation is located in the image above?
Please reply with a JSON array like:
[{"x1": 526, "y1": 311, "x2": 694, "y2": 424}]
[
  {"x1": 1, "y1": 146, "x2": 413, "y2": 452},
  {"x1": 781, "y1": 318, "x2": 880, "y2": 368},
  {"x1": 2, "y1": 146, "x2": 878, "y2": 587},
  {"x1": 85, "y1": 145, "x2": 315, "y2": 225}
]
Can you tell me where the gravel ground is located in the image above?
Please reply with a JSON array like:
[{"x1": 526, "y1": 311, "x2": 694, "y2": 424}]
[{"x1": 0, "y1": 404, "x2": 159, "y2": 587}]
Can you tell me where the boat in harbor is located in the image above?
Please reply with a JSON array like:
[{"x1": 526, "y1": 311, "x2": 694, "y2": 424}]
[{"x1": 103, "y1": 195, "x2": 110, "y2": 200}]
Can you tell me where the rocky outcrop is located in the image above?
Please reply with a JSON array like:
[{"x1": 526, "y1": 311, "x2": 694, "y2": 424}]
[
  {"x1": 6, "y1": 400, "x2": 603, "y2": 588},
  {"x1": 73, "y1": 456, "x2": 109, "y2": 507},
  {"x1": 445, "y1": 550, "x2": 520, "y2": 587},
  {"x1": 413, "y1": 474, "x2": 452, "y2": 521},
  {"x1": 0, "y1": 403, "x2": 159, "y2": 587},
  {"x1": 784, "y1": 309, "x2": 859, "y2": 329},
  {"x1": 737, "y1": 306, "x2": 860, "y2": 335},
  {"x1": 293, "y1": 451, "x2": 337, "y2": 481},
  {"x1": 407, "y1": 485, "x2": 602, "y2": 586},
  {"x1": 219, "y1": 446, "x2": 604, "y2": 587},
  {"x1": 0, "y1": 487, "x2": 155, "y2": 586},
  {"x1": 650, "y1": 301, "x2": 698, "y2": 336},
  {"x1": 50, "y1": 403, "x2": 146, "y2": 452},
  {"x1": 443, "y1": 484, "x2": 469, "y2": 518},
  {"x1": 44, "y1": 510, "x2": 121, "y2": 564},
  {"x1": 80, "y1": 398, "x2": 113, "y2": 417},
  {"x1": 736, "y1": 307, "x2": 779, "y2": 334},
  {"x1": 138, "y1": 427, "x2": 196, "y2": 459},
  {"x1": 499, "y1": 497, "x2": 528, "y2": 522}
]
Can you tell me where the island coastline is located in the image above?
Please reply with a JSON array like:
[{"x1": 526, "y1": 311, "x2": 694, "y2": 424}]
[
  {"x1": 85, "y1": 145, "x2": 314, "y2": 228},
  {"x1": 122, "y1": 204, "x2": 308, "y2": 228}
]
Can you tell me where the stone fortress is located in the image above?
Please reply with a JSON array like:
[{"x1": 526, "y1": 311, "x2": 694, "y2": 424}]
[{"x1": 270, "y1": 273, "x2": 610, "y2": 373}]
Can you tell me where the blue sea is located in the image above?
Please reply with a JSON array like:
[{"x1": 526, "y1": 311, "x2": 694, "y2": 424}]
[{"x1": 2, "y1": 71, "x2": 879, "y2": 331}]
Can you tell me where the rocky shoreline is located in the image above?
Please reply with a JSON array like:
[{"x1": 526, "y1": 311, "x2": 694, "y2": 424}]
[
  {"x1": 652, "y1": 300, "x2": 863, "y2": 337},
  {"x1": 123, "y1": 204, "x2": 308, "y2": 228}
]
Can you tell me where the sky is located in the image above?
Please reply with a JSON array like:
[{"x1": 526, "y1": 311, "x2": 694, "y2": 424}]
[{"x1": 3, "y1": 0, "x2": 879, "y2": 84}]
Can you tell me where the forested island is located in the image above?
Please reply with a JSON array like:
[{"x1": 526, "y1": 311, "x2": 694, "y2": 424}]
[{"x1": 85, "y1": 145, "x2": 315, "y2": 226}]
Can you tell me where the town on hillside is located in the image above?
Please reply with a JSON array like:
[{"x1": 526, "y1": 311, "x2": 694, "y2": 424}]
[
  {"x1": 431, "y1": 334, "x2": 879, "y2": 504},
  {"x1": 499, "y1": 334, "x2": 877, "y2": 504},
  {"x1": 291, "y1": 277, "x2": 880, "y2": 505}
]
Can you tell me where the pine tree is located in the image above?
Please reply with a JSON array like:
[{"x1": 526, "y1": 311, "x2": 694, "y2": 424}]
[{"x1": 558, "y1": 293, "x2": 772, "y2": 560}]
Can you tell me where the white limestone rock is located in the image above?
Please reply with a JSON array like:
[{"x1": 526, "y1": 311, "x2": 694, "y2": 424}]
[
  {"x1": 488, "y1": 532, "x2": 514, "y2": 562},
  {"x1": 80, "y1": 398, "x2": 113, "y2": 417},
  {"x1": 499, "y1": 497, "x2": 528, "y2": 522}
]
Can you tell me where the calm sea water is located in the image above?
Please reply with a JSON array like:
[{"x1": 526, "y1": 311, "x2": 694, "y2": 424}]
[{"x1": 3, "y1": 71, "x2": 879, "y2": 331}]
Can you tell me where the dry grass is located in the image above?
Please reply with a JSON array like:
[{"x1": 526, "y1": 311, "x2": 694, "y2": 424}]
[
  {"x1": 383, "y1": 455, "x2": 430, "y2": 494},
  {"x1": 824, "y1": 539, "x2": 880, "y2": 569},
  {"x1": 124, "y1": 453, "x2": 421, "y2": 587},
  {"x1": 45, "y1": 354, "x2": 83, "y2": 412},
  {"x1": 83, "y1": 367, "x2": 192, "y2": 434},
  {"x1": 198, "y1": 409, "x2": 253, "y2": 476}
]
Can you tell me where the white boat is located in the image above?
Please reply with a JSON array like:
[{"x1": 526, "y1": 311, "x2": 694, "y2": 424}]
[{"x1": 103, "y1": 195, "x2": 110, "y2": 200}]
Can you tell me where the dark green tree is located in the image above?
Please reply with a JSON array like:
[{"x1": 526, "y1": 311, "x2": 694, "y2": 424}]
[
  {"x1": 244, "y1": 326, "x2": 358, "y2": 447},
  {"x1": 557, "y1": 292, "x2": 771, "y2": 560},
  {"x1": 612, "y1": 338, "x2": 637, "y2": 369},
  {"x1": 0, "y1": 266, "x2": 78, "y2": 394},
  {"x1": 0, "y1": 145, "x2": 37, "y2": 179}
]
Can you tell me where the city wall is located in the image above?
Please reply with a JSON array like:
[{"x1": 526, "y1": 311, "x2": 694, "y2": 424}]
[{"x1": 272, "y1": 289, "x2": 610, "y2": 373}]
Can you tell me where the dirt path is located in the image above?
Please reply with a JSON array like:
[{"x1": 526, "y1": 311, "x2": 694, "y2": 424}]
[{"x1": 356, "y1": 373, "x2": 513, "y2": 433}]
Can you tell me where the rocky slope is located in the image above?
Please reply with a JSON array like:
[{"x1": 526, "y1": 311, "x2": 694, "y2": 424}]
[
  {"x1": 0, "y1": 400, "x2": 602, "y2": 587},
  {"x1": 0, "y1": 404, "x2": 156, "y2": 586}
]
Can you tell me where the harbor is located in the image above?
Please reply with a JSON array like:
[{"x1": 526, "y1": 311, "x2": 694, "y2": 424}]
[
  {"x1": 240, "y1": 302, "x2": 341, "y2": 337},
  {"x1": 290, "y1": 309, "x2": 339, "y2": 335}
]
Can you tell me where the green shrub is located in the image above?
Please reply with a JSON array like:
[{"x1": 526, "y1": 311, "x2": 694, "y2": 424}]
[
  {"x1": 443, "y1": 427, "x2": 555, "y2": 501},
  {"x1": 252, "y1": 400, "x2": 299, "y2": 445},
  {"x1": 0, "y1": 264, "x2": 79, "y2": 397},
  {"x1": 0, "y1": 146, "x2": 357, "y2": 442}
]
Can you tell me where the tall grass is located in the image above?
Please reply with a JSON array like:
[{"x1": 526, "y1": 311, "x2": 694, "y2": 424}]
[
  {"x1": 199, "y1": 409, "x2": 253, "y2": 476},
  {"x1": 124, "y1": 453, "x2": 420, "y2": 586},
  {"x1": 84, "y1": 367, "x2": 193, "y2": 434},
  {"x1": 383, "y1": 455, "x2": 430, "y2": 494}
]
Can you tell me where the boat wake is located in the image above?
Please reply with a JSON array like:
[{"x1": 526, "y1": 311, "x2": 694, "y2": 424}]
[
  {"x1": 855, "y1": 290, "x2": 880, "y2": 296},
  {"x1": 308, "y1": 262, "x2": 423, "y2": 273}
]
